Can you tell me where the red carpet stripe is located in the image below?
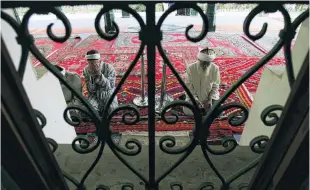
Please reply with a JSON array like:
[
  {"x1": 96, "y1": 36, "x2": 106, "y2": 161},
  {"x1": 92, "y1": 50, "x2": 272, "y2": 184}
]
[{"x1": 240, "y1": 34, "x2": 268, "y2": 54}]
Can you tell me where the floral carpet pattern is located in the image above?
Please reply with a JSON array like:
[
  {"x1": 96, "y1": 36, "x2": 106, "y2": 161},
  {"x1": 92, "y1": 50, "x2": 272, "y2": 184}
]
[
  {"x1": 31, "y1": 32, "x2": 285, "y2": 141},
  {"x1": 75, "y1": 32, "x2": 265, "y2": 57},
  {"x1": 32, "y1": 37, "x2": 81, "y2": 79},
  {"x1": 241, "y1": 33, "x2": 296, "y2": 57},
  {"x1": 76, "y1": 76, "x2": 250, "y2": 134},
  {"x1": 126, "y1": 24, "x2": 198, "y2": 33}
]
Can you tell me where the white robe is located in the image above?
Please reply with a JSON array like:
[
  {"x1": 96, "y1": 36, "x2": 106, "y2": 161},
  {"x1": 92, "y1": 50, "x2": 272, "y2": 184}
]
[{"x1": 183, "y1": 61, "x2": 221, "y2": 115}]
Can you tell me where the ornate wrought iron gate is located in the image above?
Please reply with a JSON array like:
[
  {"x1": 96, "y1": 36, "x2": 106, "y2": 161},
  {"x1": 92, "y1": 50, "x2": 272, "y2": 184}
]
[{"x1": 1, "y1": 2, "x2": 309, "y2": 190}]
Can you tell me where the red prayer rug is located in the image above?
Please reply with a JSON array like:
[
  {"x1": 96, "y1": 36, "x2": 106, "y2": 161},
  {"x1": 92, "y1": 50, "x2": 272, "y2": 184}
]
[
  {"x1": 75, "y1": 75, "x2": 251, "y2": 135},
  {"x1": 30, "y1": 32, "x2": 285, "y2": 139}
]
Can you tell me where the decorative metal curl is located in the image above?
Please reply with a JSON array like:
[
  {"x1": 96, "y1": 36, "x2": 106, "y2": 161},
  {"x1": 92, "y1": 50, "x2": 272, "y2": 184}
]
[
  {"x1": 157, "y1": 3, "x2": 208, "y2": 42},
  {"x1": 155, "y1": 101, "x2": 201, "y2": 184},
  {"x1": 244, "y1": 4, "x2": 297, "y2": 87},
  {"x1": 198, "y1": 182, "x2": 215, "y2": 190},
  {"x1": 120, "y1": 138, "x2": 142, "y2": 156},
  {"x1": 261, "y1": 105, "x2": 284, "y2": 126},
  {"x1": 44, "y1": 137, "x2": 82, "y2": 188},
  {"x1": 98, "y1": 40, "x2": 145, "y2": 174},
  {"x1": 16, "y1": 7, "x2": 106, "y2": 188},
  {"x1": 2, "y1": 3, "x2": 309, "y2": 190},
  {"x1": 95, "y1": 5, "x2": 145, "y2": 41},
  {"x1": 96, "y1": 183, "x2": 138, "y2": 190},
  {"x1": 101, "y1": 37, "x2": 146, "y2": 122},
  {"x1": 71, "y1": 135, "x2": 101, "y2": 154},
  {"x1": 155, "y1": 3, "x2": 208, "y2": 185},
  {"x1": 96, "y1": 184, "x2": 110, "y2": 190},
  {"x1": 159, "y1": 135, "x2": 193, "y2": 155},
  {"x1": 200, "y1": 103, "x2": 247, "y2": 155},
  {"x1": 95, "y1": 7, "x2": 119, "y2": 41},
  {"x1": 62, "y1": 170, "x2": 81, "y2": 188},
  {"x1": 46, "y1": 138, "x2": 58, "y2": 153},
  {"x1": 17, "y1": 7, "x2": 103, "y2": 130},
  {"x1": 216, "y1": 103, "x2": 249, "y2": 127},
  {"x1": 33, "y1": 109, "x2": 46, "y2": 128},
  {"x1": 33, "y1": 109, "x2": 58, "y2": 154},
  {"x1": 250, "y1": 135, "x2": 270, "y2": 154},
  {"x1": 121, "y1": 183, "x2": 134, "y2": 190},
  {"x1": 31, "y1": 108, "x2": 82, "y2": 189},
  {"x1": 225, "y1": 156, "x2": 261, "y2": 188},
  {"x1": 156, "y1": 3, "x2": 207, "y2": 135},
  {"x1": 40, "y1": 121, "x2": 79, "y2": 187},
  {"x1": 106, "y1": 104, "x2": 142, "y2": 156},
  {"x1": 21, "y1": 7, "x2": 71, "y2": 42},
  {"x1": 63, "y1": 105, "x2": 93, "y2": 126},
  {"x1": 160, "y1": 100, "x2": 201, "y2": 125},
  {"x1": 238, "y1": 183, "x2": 248, "y2": 190},
  {"x1": 205, "y1": 136, "x2": 238, "y2": 156},
  {"x1": 108, "y1": 104, "x2": 140, "y2": 125},
  {"x1": 170, "y1": 182, "x2": 183, "y2": 190},
  {"x1": 243, "y1": 4, "x2": 280, "y2": 41},
  {"x1": 201, "y1": 4, "x2": 304, "y2": 138},
  {"x1": 201, "y1": 143, "x2": 262, "y2": 190},
  {"x1": 3, "y1": 12, "x2": 103, "y2": 174},
  {"x1": 157, "y1": 37, "x2": 202, "y2": 135},
  {"x1": 92, "y1": 6, "x2": 148, "y2": 185}
]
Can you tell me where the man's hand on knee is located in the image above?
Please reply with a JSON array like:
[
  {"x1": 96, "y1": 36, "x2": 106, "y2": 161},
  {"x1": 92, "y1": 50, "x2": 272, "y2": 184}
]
[{"x1": 202, "y1": 100, "x2": 212, "y2": 110}]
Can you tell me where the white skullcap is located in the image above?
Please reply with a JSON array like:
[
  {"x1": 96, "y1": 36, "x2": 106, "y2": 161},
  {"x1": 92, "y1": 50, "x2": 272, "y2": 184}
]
[
  {"x1": 197, "y1": 48, "x2": 216, "y2": 62},
  {"x1": 85, "y1": 53, "x2": 101, "y2": 60}
]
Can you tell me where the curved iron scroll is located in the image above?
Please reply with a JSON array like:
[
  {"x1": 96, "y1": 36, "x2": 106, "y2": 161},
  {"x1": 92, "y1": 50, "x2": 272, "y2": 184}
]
[{"x1": 1, "y1": 2, "x2": 308, "y2": 190}]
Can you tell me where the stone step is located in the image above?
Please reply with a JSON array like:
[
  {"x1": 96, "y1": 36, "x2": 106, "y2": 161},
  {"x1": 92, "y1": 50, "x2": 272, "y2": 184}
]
[
  {"x1": 119, "y1": 131, "x2": 190, "y2": 146},
  {"x1": 121, "y1": 131, "x2": 190, "y2": 137}
]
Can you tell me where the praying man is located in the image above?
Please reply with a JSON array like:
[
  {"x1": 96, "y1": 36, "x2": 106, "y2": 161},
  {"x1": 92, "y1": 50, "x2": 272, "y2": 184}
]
[
  {"x1": 183, "y1": 48, "x2": 221, "y2": 116},
  {"x1": 83, "y1": 50, "x2": 118, "y2": 114}
]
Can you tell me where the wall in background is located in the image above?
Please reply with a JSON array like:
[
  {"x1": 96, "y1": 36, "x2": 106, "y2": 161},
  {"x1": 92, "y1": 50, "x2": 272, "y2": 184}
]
[
  {"x1": 240, "y1": 18, "x2": 309, "y2": 146},
  {"x1": 2, "y1": 9, "x2": 77, "y2": 144}
]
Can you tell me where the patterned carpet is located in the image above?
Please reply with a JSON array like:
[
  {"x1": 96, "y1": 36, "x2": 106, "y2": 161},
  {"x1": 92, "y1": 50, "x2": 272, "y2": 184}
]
[
  {"x1": 56, "y1": 51, "x2": 283, "y2": 95},
  {"x1": 241, "y1": 33, "x2": 296, "y2": 57},
  {"x1": 32, "y1": 37, "x2": 81, "y2": 78},
  {"x1": 74, "y1": 32, "x2": 265, "y2": 57},
  {"x1": 32, "y1": 37, "x2": 81, "y2": 66},
  {"x1": 126, "y1": 24, "x2": 199, "y2": 32},
  {"x1": 31, "y1": 32, "x2": 285, "y2": 141},
  {"x1": 75, "y1": 76, "x2": 249, "y2": 134}
]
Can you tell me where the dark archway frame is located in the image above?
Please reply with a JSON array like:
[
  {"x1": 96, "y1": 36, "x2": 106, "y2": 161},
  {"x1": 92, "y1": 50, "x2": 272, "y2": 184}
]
[{"x1": 1, "y1": 2, "x2": 309, "y2": 190}]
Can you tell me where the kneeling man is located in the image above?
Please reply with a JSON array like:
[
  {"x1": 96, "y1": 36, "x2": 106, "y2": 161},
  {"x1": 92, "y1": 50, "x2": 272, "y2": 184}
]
[
  {"x1": 83, "y1": 50, "x2": 118, "y2": 114},
  {"x1": 183, "y1": 48, "x2": 220, "y2": 115}
]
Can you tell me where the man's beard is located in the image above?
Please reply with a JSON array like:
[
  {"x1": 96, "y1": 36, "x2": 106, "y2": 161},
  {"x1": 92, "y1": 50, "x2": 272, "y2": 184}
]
[{"x1": 200, "y1": 62, "x2": 210, "y2": 70}]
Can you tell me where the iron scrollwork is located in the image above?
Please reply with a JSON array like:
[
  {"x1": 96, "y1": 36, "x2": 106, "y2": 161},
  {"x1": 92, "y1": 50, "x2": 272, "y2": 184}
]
[
  {"x1": 1, "y1": 1, "x2": 309, "y2": 189},
  {"x1": 261, "y1": 105, "x2": 284, "y2": 126}
]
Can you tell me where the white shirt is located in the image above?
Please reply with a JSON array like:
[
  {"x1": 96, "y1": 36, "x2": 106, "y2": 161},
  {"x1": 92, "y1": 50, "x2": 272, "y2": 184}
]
[{"x1": 185, "y1": 61, "x2": 221, "y2": 104}]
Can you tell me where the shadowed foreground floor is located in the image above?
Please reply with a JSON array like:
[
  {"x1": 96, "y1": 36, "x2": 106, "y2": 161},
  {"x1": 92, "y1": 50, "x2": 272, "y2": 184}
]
[{"x1": 55, "y1": 145, "x2": 260, "y2": 190}]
